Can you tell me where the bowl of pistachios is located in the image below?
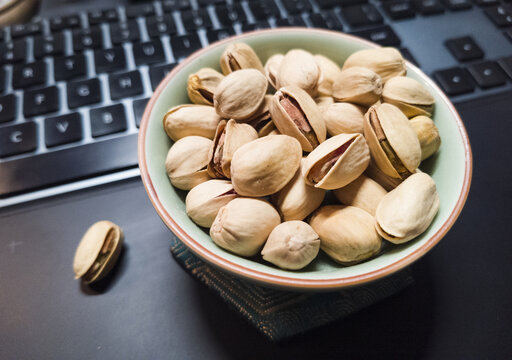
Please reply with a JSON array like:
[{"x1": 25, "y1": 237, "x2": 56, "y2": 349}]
[{"x1": 138, "y1": 28, "x2": 472, "y2": 291}]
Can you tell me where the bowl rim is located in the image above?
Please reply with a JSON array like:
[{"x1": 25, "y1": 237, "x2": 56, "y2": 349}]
[{"x1": 138, "y1": 28, "x2": 473, "y2": 290}]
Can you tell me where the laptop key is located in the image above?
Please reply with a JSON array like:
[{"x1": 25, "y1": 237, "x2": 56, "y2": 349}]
[
  {"x1": 170, "y1": 34, "x2": 202, "y2": 59},
  {"x1": 399, "y1": 47, "x2": 419, "y2": 66},
  {"x1": 282, "y1": 0, "x2": 312, "y2": 13},
  {"x1": 133, "y1": 97, "x2": 150, "y2": 127},
  {"x1": 50, "y1": 15, "x2": 81, "y2": 31},
  {"x1": 161, "y1": 0, "x2": 191, "y2": 12},
  {"x1": 90, "y1": 104, "x2": 127, "y2": 137},
  {"x1": 413, "y1": 0, "x2": 444, "y2": 14},
  {"x1": 249, "y1": 0, "x2": 280, "y2": 20},
  {"x1": 44, "y1": 112, "x2": 83, "y2": 147},
  {"x1": 216, "y1": 4, "x2": 247, "y2": 26},
  {"x1": 383, "y1": 1, "x2": 416, "y2": 19},
  {"x1": 497, "y1": 56, "x2": 512, "y2": 79},
  {"x1": 34, "y1": 33, "x2": 65, "y2": 58},
  {"x1": 73, "y1": 27, "x2": 103, "y2": 51},
  {"x1": 474, "y1": 0, "x2": 498, "y2": 6},
  {"x1": 505, "y1": 28, "x2": 512, "y2": 42},
  {"x1": 132, "y1": 40, "x2": 166, "y2": 65},
  {"x1": 10, "y1": 22, "x2": 42, "y2": 38},
  {"x1": 343, "y1": 4, "x2": 383, "y2": 27},
  {"x1": 0, "y1": 68, "x2": 5, "y2": 92},
  {"x1": 467, "y1": 61, "x2": 507, "y2": 88},
  {"x1": 149, "y1": 63, "x2": 177, "y2": 90},
  {"x1": 110, "y1": 21, "x2": 140, "y2": 45},
  {"x1": 23, "y1": 86, "x2": 60, "y2": 117},
  {"x1": 0, "y1": 94, "x2": 16, "y2": 123},
  {"x1": 95, "y1": 47, "x2": 126, "y2": 73},
  {"x1": 309, "y1": 12, "x2": 343, "y2": 30},
  {"x1": 54, "y1": 54, "x2": 87, "y2": 81},
  {"x1": 109, "y1": 70, "x2": 143, "y2": 100},
  {"x1": 445, "y1": 36, "x2": 484, "y2": 61},
  {"x1": 146, "y1": 15, "x2": 177, "y2": 37},
  {"x1": 181, "y1": 9, "x2": 212, "y2": 31},
  {"x1": 276, "y1": 15, "x2": 307, "y2": 27},
  {"x1": 485, "y1": 6, "x2": 512, "y2": 27},
  {"x1": 67, "y1": 78, "x2": 102, "y2": 109},
  {"x1": 12, "y1": 61, "x2": 46, "y2": 89},
  {"x1": 0, "y1": 39, "x2": 26, "y2": 64},
  {"x1": 351, "y1": 25, "x2": 401, "y2": 46},
  {"x1": 0, "y1": 122, "x2": 37, "y2": 158},
  {"x1": 207, "y1": 28, "x2": 235, "y2": 44},
  {"x1": 241, "y1": 21, "x2": 271, "y2": 32},
  {"x1": 88, "y1": 8, "x2": 119, "y2": 25},
  {"x1": 433, "y1": 67, "x2": 475, "y2": 95},
  {"x1": 442, "y1": 0, "x2": 472, "y2": 10},
  {"x1": 125, "y1": 3, "x2": 155, "y2": 18}
]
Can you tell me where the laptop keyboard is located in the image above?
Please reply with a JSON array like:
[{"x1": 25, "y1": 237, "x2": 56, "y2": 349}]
[{"x1": 0, "y1": 0, "x2": 511, "y2": 204}]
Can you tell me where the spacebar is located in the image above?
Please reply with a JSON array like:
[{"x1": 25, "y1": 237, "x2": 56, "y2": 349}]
[{"x1": 0, "y1": 134, "x2": 139, "y2": 198}]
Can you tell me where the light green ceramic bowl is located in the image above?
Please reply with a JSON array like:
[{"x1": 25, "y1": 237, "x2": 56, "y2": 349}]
[{"x1": 138, "y1": 29, "x2": 472, "y2": 291}]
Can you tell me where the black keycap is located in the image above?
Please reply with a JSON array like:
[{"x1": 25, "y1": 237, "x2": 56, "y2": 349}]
[
  {"x1": 276, "y1": 15, "x2": 307, "y2": 27},
  {"x1": 433, "y1": 67, "x2": 475, "y2": 95},
  {"x1": 399, "y1": 47, "x2": 419, "y2": 66},
  {"x1": 0, "y1": 29, "x2": 3, "y2": 42},
  {"x1": 309, "y1": 12, "x2": 343, "y2": 30},
  {"x1": 50, "y1": 15, "x2": 81, "y2": 31},
  {"x1": 215, "y1": 4, "x2": 247, "y2": 26},
  {"x1": 0, "y1": 134, "x2": 138, "y2": 197},
  {"x1": 197, "y1": 0, "x2": 224, "y2": 6},
  {"x1": 383, "y1": 1, "x2": 416, "y2": 19},
  {"x1": 44, "y1": 113, "x2": 83, "y2": 147},
  {"x1": 54, "y1": 54, "x2": 87, "y2": 81},
  {"x1": 497, "y1": 56, "x2": 512, "y2": 79},
  {"x1": 0, "y1": 39, "x2": 26, "y2": 64},
  {"x1": 10, "y1": 22, "x2": 42, "y2": 38},
  {"x1": 317, "y1": 0, "x2": 367, "y2": 7},
  {"x1": 90, "y1": 104, "x2": 127, "y2": 137},
  {"x1": 474, "y1": 0, "x2": 498, "y2": 6},
  {"x1": 146, "y1": 15, "x2": 177, "y2": 37},
  {"x1": 170, "y1": 34, "x2": 202, "y2": 59},
  {"x1": 34, "y1": 33, "x2": 65, "y2": 58},
  {"x1": 109, "y1": 70, "x2": 143, "y2": 100},
  {"x1": 132, "y1": 40, "x2": 166, "y2": 65},
  {"x1": 125, "y1": 3, "x2": 155, "y2": 18},
  {"x1": 443, "y1": 0, "x2": 472, "y2": 10},
  {"x1": 12, "y1": 61, "x2": 46, "y2": 89},
  {"x1": 445, "y1": 36, "x2": 484, "y2": 61},
  {"x1": 0, "y1": 68, "x2": 5, "y2": 93},
  {"x1": 249, "y1": 0, "x2": 280, "y2": 20},
  {"x1": 0, "y1": 122, "x2": 37, "y2": 158},
  {"x1": 207, "y1": 28, "x2": 235, "y2": 44},
  {"x1": 351, "y1": 25, "x2": 401, "y2": 46},
  {"x1": 485, "y1": 5, "x2": 512, "y2": 27},
  {"x1": 133, "y1": 97, "x2": 149, "y2": 127},
  {"x1": 73, "y1": 27, "x2": 103, "y2": 51},
  {"x1": 23, "y1": 86, "x2": 60, "y2": 117},
  {"x1": 343, "y1": 4, "x2": 383, "y2": 27},
  {"x1": 506, "y1": 28, "x2": 512, "y2": 42},
  {"x1": 281, "y1": 0, "x2": 312, "y2": 14},
  {"x1": 110, "y1": 21, "x2": 140, "y2": 45},
  {"x1": 467, "y1": 61, "x2": 507, "y2": 88},
  {"x1": 0, "y1": 94, "x2": 16, "y2": 123},
  {"x1": 88, "y1": 8, "x2": 119, "y2": 25},
  {"x1": 94, "y1": 47, "x2": 126, "y2": 73},
  {"x1": 241, "y1": 21, "x2": 271, "y2": 32},
  {"x1": 67, "y1": 78, "x2": 102, "y2": 109},
  {"x1": 149, "y1": 63, "x2": 177, "y2": 90},
  {"x1": 181, "y1": 9, "x2": 212, "y2": 31},
  {"x1": 413, "y1": 0, "x2": 444, "y2": 14},
  {"x1": 161, "y1": 0, "x2": 191, "y2": 12}
]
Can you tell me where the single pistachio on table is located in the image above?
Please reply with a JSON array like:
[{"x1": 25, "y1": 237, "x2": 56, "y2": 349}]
[
  {"x1": 230, "y1": 135, "x2": 302, "y2": 197},
  {"x1": 246, "y1": 95, "x2": 276, "y2": 137},
  {"x1": 185, "y1": 179, "x2": 238, "y2": 228},
  {"x1": 382, "y1": 76, "x2": 435, "y2": 118},
  {"x1": 165, "y1": 136, "x2": 212, "y2": 190},
  {"x1": 314, "y1": 96, "x2": 334, "y2": 114},
  {"x1": 261, "y1": 221, "x2": 320, "y2": 270},
  {"x1": 163, "y1": 104, "x2": 221, "y2": 141},
  {"x1": 264, "y1": 53, "x2": 284, "y2": 90},
  {"x1": 73, "y1": 221, "x2": 124, "y2": 284},
  {"x1": 277, "y1": 49, "x2": 320, "y2": 97},
  {"x1": 207, "y1": 119, "x2": 258, "y2": 179},
  {"x1": 333, "y1": 174, "x2": 387, "y2": 216},
  {"x1": 323, "y1": 102, "x2": 365, "y2": 136},
  {"x1": 375, "y1": 172, "x2": 440, "y2": 244},
  {"x1": 332, "y1": 66, "x2": 383, "y2": 107},
  {"x1": 409, "y1": 115, "x2": 441, "y2": 161},
  {"x1": 310, "y1": 205, "x2": 382, "y2": 265},
  {"x1": 270, "y1": 85, "x2": 326, "y2": 152},
  {"x1": 364, "y1": 158, "x2": 404, "y2": 191},
  {"x1": 214, "y1": 69, "x2": 267, "y2": 121},
  {"x1": 342, "y1": 47, "x2": 406, "y2": 83},
  {"x1": 314, "y1": 54, "x2": 342, "y2": 97},
  {"x1": 363, "y1": 103, "x2": 421, "y2": 179},
  {"x1": 219, "y1": 42, "x2": 265, "y2": 75},
  {"x1": 210, "y1": 198, "x2": 281, "y2": 257},
  {"x1": 187, "y1": 68, "x2": 225, "y2": 106},
  {"x1": 303, "y1": 133, "x2": 370, "y2": 190}
]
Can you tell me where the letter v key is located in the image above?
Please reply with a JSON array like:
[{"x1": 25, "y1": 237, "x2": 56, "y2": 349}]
[{"x1": 56, "y1": 121, "x2": 69, "y2": 133}]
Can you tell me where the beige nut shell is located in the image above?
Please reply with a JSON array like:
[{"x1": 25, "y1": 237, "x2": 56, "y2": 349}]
[
  {"x1": 342, "y1": 47, "x2": 406, "y2": 83},
  {"x1": 332, "y1": 66, "x2": 383, "y2": 106},
  {"x1": 323, "y1": 102, "x2": 365, "y2": 136},
  {"x1": 187, "y1": 68, "x2": 224, "y2": 106},
  {"x1": 333, "y1": 174, "x2": 387, "y2": 216},
  {"x1": 314, "y1": 54, "x2": 342, "y2": 97},
  {"x1": 163, "y1": 104, "x2": 221, "y2": 141},
  {"x1": 264, "y1": 53, "x2": 284, "y2": 90},
  {"x1": 220, "y1": 42, "x2": 265, "y2": 75},
  {"x1": 410, "y1": 115, "x2": 441, "y2": 161},
  {"x1": 277, "y1": 49, "x2": 320, "y2": 97},
  {"x1": 382, "y1": 76, "x2": 435, "y2": 118}
]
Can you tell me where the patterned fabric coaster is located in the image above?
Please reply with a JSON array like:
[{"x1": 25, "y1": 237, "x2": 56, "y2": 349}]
[{"x1": 170, "y1": 237, "x2": 413, "y2": 341}]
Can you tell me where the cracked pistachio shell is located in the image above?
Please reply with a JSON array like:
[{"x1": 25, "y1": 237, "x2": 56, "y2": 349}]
[
  {"x1": 246, "y1": 95, "x2": 276, "y2": 137},
  {"x1": 342, "y1": 47, "x2": 406, "y2": 83},
  {"x1": 220, "y1": 42, "x2": 265, "y2": 75},
  {"x1": 332, "y1": 67, "x2": 383, "y2": 107},
  {"x1": 314, "y1": 54, "x2": 342, "y2": 97},
  {"x1": 382, "y1": 77, "x2": 435, "y2": 118},
  {"x1": 73, "y1": 221, "x2": 124, "y2": 284},
  {"x1": 375, "y1": 172, "x2": 440, "y2": 244},
  {"x1": 187, "y1": 68, "x2": 225, "y2": 106},
  {"x1": 186, "y1": 179, "x2": 238, "y2": 228},
  {"x1": 165, "y1": 136, "x2": 212, "y2": 190},
  {"x1": 315, "y1": 96, "x2": 334, "y2": 114},
  {"x1": 277, "y1": 49, "x2": 320, "y2": 97},
  {"x1": 270, "y1": 85, "x2": 327, "y2": 152},
  {"x1": 310, "y1": 205, "x2": 382, "y2": 265},
  {"x1": 303, "y1": 133, "x2": 370, "y2": 190},
  {"x1": 230, "y1": 135, "x2": 302, "y2": 197},
  {"x1": 207, "y1": 119, "x2": 258, "y2": 179},
  {"x1": 264, "y1": 54, "x2": 284, "y2": 90},
  {"x1": 272, "y1": 158, "x2": 326, "y2": 221},
  {"x1": 214, "y1": 69, "x2": 267, "y2": 121},
  {"x1": 210, "y1": 198, "x2": 281, "y2": 257},
  {"x1": 261, "y1": 221, "x2": 320, "y2": 270},
  {"x1": 333, "y1": 174, "x2": 387, "y2": 216},
  {"x1": 364, "y1": 158, "x2": 403, "y2": 192},
  {"x1": 323, "y1": 102, "x2": 365, "y2": 136},
  {"x1": 409, "y1": 115, "x2": 441, "y2": 161},
  {"x1": 163, "y1": 104, "x2": 221, "y2": 141}
]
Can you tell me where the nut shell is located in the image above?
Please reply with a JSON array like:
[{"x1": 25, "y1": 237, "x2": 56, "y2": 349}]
[
  {"x1": 277, "y1": 49, "x2": 320, "y2": 97},
  {"x1": 323, "y1": 102, "x2": 365, "y2": 136},
  {"x1": 409, "y1": 115, "x2": 441, "y2": 161},
  {"x1": 220, "y1": 42, "x2": 265, "y2": 75},
  {"x1": 342, "y1": 47, "x2": 406, "y2": 83},
  {"x1": 333, "y1": 174, "x2": 387, "y2": 216},
  {"x1": 163, "y1": 105, "x2": 221, "y2": 141},
  {"x1": 382, "y1": 76, "x2": 435, "y2": 118},
  {"x1": 314, "y1": 96, "x2": 334, "y2": 114},
  {"x1": 332, "y1": 66, "x2": 383, "y2": 106},
  {"x1": 264, "y1": 53, "x2": 284, "y2": 90},
  {"x1": 187, "y1": 68, "x2": 224, "y2": 106},
  {"x1": 314, "y1": 54, "x2": 342, "y2": 97}
]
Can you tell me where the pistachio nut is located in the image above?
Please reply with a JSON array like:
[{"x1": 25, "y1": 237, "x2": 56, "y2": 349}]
[
  {"x1": 315, "y1": 96, "x2": 334, "y2": 114},
  {"x1": 314, "y1": 54, "x2": 342, "y2": 97},
  {"x1": 264, "y1": 53, "x2": 284, "y2": 90},
  {"x1": 382, "y1": 76, "x2": 435, "y2": 118},
  {"x1": 163, "y1": 104, "x2": 221, "y2": 141},
  {"x1": 185, "y1": 179, "x2": 238, "y2": 228},
  {"x1": 231, "y1": 135, "x2": 302, "y2": 197},
  {"x1": 375, "y1": 172, "x2": 440, "y2": 244},
  {"x1": 272, "y1": 158, "x2": 326, "y2": 221},
  {"x1": 409, "y1": 115, "x2": 441, "y2": 161},
  {"x1": 303, "y1": 133, "x2": 370, "y2": 190},
  {"x1": 310, "y1": 205, "x2": 382, "y2": 265},
  {"x1": 261, "y1": 221, "x2": 320, "y2": 270},
  {"x1": 73, "y1": 221, "x2": 124, "y2": 284},
  {"x1": 342, "y1": 47, "x2": 406, "y2": 83},
  {"x1": 210, "y1": 198, "x2": 281, "y2": 256},
  {"x1": 277, "y1": 49, "x2": 320, "y2": 97},
  {"x1": 246, "y1": 95, "x2": 276, "y2": 137},
  {"x1": 332, "y1": 67, "x2": 383, "y2": 106},
  {"x1": 207, "y1": 119, "x2": 258, "y2": 179},
  {"x1": 165, "y1": 136, "x2": 212, "y2": 190},
  {"x1": 214, "y1": 69, "x2": 267, "y2": 121},
  {"x1": 364, "y1": 158, "x2": 403, "y2": 192},
  {"x1": 187, "y1": 68, "x2": 225, "y2": 106},
  {"x1": 363, "y1": 103, "x2": 421, "y2": 179},
  {"x1": 270, "y1": 85, "x2": 326, "y2": 152},
  {"x1": 333, "y1": 174, "x2": 387, "y2": 216},
  {"x1": 323, "y1": 102, "x2": 365, "y2": 136},
  {"x1": 219, "y1": 42, "x2": 265, "y2": 75}
]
